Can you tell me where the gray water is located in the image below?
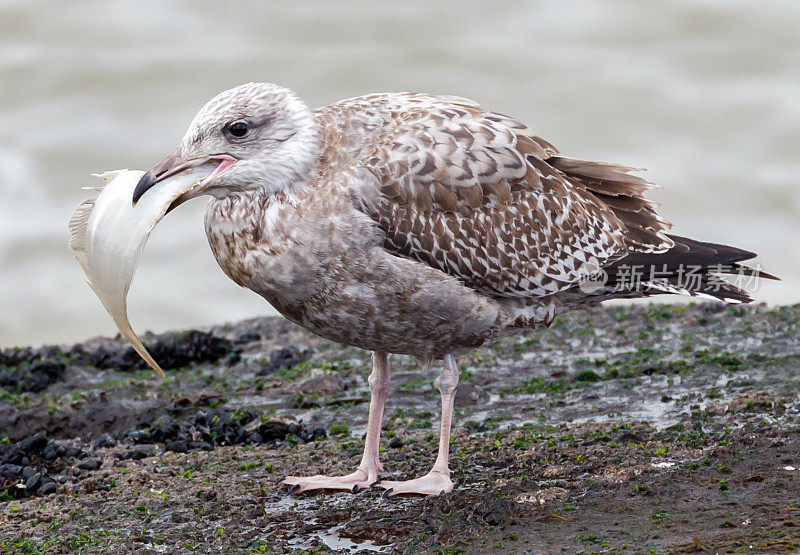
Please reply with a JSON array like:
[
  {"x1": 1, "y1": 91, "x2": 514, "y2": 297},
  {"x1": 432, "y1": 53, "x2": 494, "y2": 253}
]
[{"x1": 1, "y1": 0, "x2": 798, "y2": 347}]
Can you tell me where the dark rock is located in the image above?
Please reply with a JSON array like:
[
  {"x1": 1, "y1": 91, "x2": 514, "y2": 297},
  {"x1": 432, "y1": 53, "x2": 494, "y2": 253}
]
[
  {"x1": 221, "y1": 352, "x2": 241, "y2": 366},
  {"x1": 0, "y1": 346, "x2": 37, "y2": 367},
  {"x1": 235, "y1": 411, "x2": 257, "y2": 426},
  {"x1": 235, "y1": 331, "x2": 261, "y2": 344},
  {"x1": 464, "y1": 421, "x2": 489, "y2": 433},
  {"x1": 93, "y1": 434, "x2": 117, "y2": 448},
  {"x1": 22, "y1": 466, "x2": 37, "y2": 479},
  {"x1": 62, "y1": 446, "x2": 83, "y2": 459},
  {"x1": 115, "y1": 446, "x2": 155, "y2": 461},
  {"x1": 19, "y1": 433, "x2": 48, "y2": 454},
  {"x1": 388, "y1": 437, "x2": 403, "y2": 449},
  {"x1": 256, "y1": 346, "x2": 311, "y2": 376},
  {"x1": 165, "y1": 440, "x2": 189, "y2": 453},
  {"x1": 77, "y1": 459, "x2": 100, "y2": 471},
  {"x1": 0, "y1": 464, "x2": 22, "y2": 479},
  {"x1": 150, "y1": 423, "x2": 181, "y2": 442},
  {"x1": 250, "y1": 421, "x2": 291, "y2": 441},
  {"x1": 25, "y1": 472, "x2": 41, "y2": 491},
  {"x1": 618, "y1": 431, "x2": 643, "y2": 443},
  {"x1": 469, "y1": 497, "x2": 517, "y2": 526},
  {"x1": 39, "y1": 481, "x2": 57, "y2": 495},
  {"x1": 168, "y1": 397, "x2": 194, "y2": 411},
  {"x1": 0, "y1": 346, "x2": 68, "y2": 392},
  {"x1": 73, "y1": 329, "x2": 233, "y2": 371},
  {"x1": 454, "y1": 383, "x2": 481, "y2": 406},
  {"x1": 0, "y1": 444, "x2": 24, "y2": 465},
  {"x1": 128, "y1": 430, "x2": 151, "y2": 444},
  {"x1": 41, "y1": 442, "x2": 66, "y2": 461},
  {"x1": 133, "y1": 330, "x2": 233, "y2": 370}
]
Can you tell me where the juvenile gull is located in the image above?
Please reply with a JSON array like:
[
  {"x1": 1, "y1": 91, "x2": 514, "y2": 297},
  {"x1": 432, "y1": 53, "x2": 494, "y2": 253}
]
[{"x1": 133, "y1": 83, "x2": 772, "y2": 496}]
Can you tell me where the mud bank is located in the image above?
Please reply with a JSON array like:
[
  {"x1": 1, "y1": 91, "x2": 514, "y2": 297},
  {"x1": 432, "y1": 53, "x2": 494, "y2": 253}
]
[{"x1": 1, "y1": 303, "x2": 799, "y2": 553}]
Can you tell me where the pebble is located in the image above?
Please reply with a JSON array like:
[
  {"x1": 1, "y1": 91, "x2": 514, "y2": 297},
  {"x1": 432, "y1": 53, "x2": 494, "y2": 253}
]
[
  {"x1": 115, "y1": 446, "x2": 155, "y2": 461},
  {"x1": 0, "y1": 464, "x2": 22, "y2": 479},
  {"x1": 44, "y1": 442, "x2": 69, "y2": 460},
  {"x1": 2, "y1": 406, "x2": 331, "y2": 500},
  {"x1": 93, "y1": 434, "x2": 117, "y2": 448},
  {"x1": 39, "y1": 481, "x2": 57, "y2": 495},
  {"x1": 19, "y1": 434, "x2": 48, "y2": 453},
  {"x1": 165, "y1": 440, "x2": 189, "y2": 453},
  {"x1": 25, "y1": 473, "x2": 41, "y2": 491},
  {"x1": 77, "y1": 459, "x2": 101, "y2": 471},
  {"x1": 247, "y1": 432, "x2": 264, "y2": 444}
]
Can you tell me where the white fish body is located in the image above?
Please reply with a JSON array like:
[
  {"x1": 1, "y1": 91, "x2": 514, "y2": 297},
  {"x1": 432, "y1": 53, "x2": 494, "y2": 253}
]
[{"x1": 68, "y1": 169, "x2": 209, "y2": 376}]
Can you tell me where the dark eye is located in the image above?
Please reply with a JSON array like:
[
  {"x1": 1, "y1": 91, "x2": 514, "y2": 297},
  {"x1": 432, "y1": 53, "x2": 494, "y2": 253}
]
[{"x1": 228, "y1": 121, "x2": 249, "y2": 138}]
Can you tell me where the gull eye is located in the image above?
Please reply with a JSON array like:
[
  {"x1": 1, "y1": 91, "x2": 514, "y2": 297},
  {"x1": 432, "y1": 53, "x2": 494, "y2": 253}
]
[{"x1": 227, "y1": 121, "x2": 249, "y2": 138}]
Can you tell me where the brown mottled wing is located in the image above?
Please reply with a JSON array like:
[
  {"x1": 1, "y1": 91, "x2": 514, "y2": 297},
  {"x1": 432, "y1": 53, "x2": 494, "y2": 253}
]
[{"x1": 357, "y1": 97, "x2": 673, "y2": 298}]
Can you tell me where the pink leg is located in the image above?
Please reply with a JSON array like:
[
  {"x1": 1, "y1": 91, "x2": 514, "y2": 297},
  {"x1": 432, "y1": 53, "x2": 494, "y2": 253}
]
[
  {"x1": 284, "y1": 351, "x2": 390, "y2": 493},
  {"x1": 379, "y1": 354, "x2": 458, "y2": 496}
]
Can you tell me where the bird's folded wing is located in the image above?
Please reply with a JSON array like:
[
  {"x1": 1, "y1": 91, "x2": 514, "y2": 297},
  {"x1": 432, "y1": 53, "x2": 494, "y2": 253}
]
[{"x1": 355, "y1": 102, "x2": 673, "y2": 298}]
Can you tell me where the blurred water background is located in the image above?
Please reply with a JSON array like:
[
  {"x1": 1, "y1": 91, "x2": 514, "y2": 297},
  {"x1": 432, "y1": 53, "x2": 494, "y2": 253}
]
[{"x1": 1, "y1": 0, "x2": 797, "y2": 347}]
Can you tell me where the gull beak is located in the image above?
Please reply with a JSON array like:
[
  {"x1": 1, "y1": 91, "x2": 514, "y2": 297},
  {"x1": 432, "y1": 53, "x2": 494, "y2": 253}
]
[{"x1": 132, "y1": 151, "x2": 236, "y2": 206}]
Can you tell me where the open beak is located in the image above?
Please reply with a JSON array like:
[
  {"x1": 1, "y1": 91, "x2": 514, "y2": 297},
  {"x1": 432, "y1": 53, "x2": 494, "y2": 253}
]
[{"x1": 132, "y1": 152, "x2": 236, "y2": 207}]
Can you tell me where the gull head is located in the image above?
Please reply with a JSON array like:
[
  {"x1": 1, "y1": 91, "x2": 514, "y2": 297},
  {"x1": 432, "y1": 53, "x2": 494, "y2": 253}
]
[{"x1": 133, "y1": 82, "x2": 320, "y2": 208}]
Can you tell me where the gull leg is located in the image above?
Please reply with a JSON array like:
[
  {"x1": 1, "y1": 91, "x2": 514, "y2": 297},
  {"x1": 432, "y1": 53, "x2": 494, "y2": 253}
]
[
  {"x1": 283, "y1": 351, "x2": 391, "y2": 493},
  {"x1": 379, "y1": 353, "x2": 459, "y2": 496}
]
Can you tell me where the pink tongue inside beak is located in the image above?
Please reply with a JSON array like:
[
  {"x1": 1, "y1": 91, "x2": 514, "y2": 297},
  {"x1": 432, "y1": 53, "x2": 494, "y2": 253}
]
[{"x1": 210, "y1": 156, "x2": 236, "y2": 178}]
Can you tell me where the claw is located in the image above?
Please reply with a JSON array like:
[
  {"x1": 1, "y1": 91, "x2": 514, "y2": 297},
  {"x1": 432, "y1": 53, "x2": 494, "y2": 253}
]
[
  {"x1": 382, "y1": 487, "x2": 394, "y2": 498},
  {"x1": 280, "y1": 468, "x2": 379, "y2": 494}
]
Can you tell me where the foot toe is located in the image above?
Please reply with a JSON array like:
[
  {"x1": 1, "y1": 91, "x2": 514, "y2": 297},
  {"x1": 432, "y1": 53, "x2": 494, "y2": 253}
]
[
  {"x1": 377, "y1": 471, "x2": 453, "y2": 497},
  {"x1": 282, "y1": 468, "x2": 379, "y2": 494}
]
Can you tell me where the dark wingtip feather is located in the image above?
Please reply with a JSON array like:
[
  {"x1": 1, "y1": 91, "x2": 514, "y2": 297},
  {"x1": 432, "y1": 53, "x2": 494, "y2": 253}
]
[{"x1": 603, "y1": 234, "x2": 776, "y2": 304}]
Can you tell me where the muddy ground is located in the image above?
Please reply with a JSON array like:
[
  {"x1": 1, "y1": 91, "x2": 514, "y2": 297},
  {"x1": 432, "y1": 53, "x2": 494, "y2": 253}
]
[{"x1": 1, "y1": 302, "x2": 799, "y2": 553}]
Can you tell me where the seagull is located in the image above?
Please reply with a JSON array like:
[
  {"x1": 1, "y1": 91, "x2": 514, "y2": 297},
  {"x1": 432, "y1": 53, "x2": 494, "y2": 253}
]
[{"x1": 132, "y1": 82, "x2": 772, "y2": 496}]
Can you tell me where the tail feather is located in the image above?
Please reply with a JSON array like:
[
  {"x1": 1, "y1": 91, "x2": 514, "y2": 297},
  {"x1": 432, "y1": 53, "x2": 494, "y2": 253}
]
[{"x1": 602, "y1": 234, "x2": 777, "y2": 304}]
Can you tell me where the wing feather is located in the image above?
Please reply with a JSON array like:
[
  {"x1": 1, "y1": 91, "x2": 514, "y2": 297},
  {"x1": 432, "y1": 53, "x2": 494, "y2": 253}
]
[{"x1": 325, "y1": 94, "x2": 673, "y2": 298}]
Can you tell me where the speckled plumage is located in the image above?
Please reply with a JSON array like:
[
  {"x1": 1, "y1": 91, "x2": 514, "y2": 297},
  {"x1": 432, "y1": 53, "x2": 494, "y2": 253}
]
[
  {"x1": 202, "y1": 90, "x2": 683, "y2": 361},
  {"x1": 139, "y1": 83, "x2": 766, "y2": 495}
]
